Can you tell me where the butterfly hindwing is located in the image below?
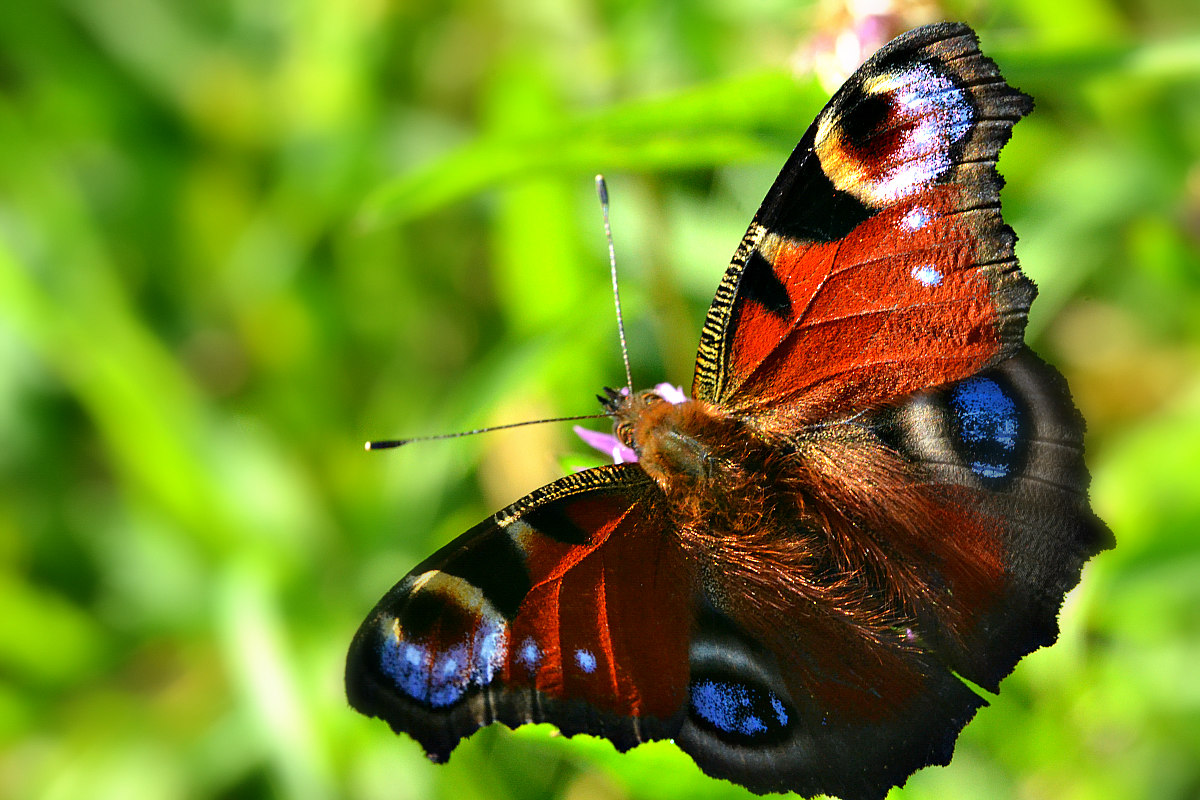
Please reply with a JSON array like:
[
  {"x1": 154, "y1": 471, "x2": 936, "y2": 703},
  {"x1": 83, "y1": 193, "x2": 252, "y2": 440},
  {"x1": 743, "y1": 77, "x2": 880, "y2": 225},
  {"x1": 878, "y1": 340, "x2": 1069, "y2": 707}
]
[
  {"x1": 693, "y1": 23, "x2": 1035, "y2": 425},
  {"x1": 345, "y1": 465, "x2": 697, "y2": 759},
  {"x1": 664, "y1": 349, "x2": 1110, "y2": 800},
  {"x1": 678, "y1": 605, "x2": 985, "y2": 800},
  {"x1": 870, "y1": 347, "x2": 1113, "y2": 690}
]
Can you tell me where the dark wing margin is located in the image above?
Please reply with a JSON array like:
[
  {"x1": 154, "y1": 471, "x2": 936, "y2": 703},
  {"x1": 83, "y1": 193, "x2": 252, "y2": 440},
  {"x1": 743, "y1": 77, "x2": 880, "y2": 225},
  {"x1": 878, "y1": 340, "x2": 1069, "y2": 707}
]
[
  {"x1": 692, "y1": 22, "x2": 1034, "y2": 421},
  {"x1": 346, "y1": 464, "x2": 698, "y2": 761}
]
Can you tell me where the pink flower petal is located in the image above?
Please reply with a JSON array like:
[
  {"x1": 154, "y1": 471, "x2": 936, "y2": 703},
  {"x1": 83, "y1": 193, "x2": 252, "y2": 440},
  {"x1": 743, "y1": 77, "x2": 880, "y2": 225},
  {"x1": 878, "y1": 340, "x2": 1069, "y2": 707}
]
[
  {"x1": 573, "y1": 425, "x2": 638, "y2": 464},
  {"x1": 573, "y1": 425, "x2": 618, "y2": 453},
  {"x1": 653, "y1": 383, "x2": 688, "y2": 405},
  {"x1": 611, "y1": 444, "x2": 636, "y2": 464}
]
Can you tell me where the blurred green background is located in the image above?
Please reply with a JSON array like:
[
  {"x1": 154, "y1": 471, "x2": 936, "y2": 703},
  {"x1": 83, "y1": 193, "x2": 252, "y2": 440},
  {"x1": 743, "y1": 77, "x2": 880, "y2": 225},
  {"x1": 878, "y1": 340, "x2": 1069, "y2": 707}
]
[{"x1": 2, "y1": 0, "x2": 1198, "y2": 798}]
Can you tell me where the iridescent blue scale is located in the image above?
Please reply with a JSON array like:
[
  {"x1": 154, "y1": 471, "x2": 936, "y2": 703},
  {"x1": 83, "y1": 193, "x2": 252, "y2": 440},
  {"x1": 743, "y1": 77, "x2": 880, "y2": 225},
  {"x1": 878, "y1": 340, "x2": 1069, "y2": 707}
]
[
  {"x1": 949, "y1": 376, "x2": 1022, "y2": 484},
  {"x1": 690, "y1": 678, "x2": 792, "y2": 740}
]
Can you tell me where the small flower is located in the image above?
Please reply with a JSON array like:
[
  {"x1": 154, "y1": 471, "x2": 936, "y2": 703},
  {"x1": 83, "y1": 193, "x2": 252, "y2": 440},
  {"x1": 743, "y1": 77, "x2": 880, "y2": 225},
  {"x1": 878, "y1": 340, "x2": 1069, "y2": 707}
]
[{"x1": 793, "y1": 0, "x2": 941, "y2": 92}]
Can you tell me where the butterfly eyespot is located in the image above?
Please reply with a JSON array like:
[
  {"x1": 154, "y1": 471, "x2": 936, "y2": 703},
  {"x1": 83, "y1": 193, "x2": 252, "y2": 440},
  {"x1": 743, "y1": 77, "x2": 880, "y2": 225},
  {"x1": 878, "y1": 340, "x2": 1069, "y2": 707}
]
[
  {"x1": 373, "y1": 573, "x2": 510, "y2": 709},
  {"x1": 689, "y1": 677, "x2": 794, "y2": 743},
  {"x1": 377, "y1": 615, "x2": 508, "y2": 709},
  {"x1": 947, "y1": 376, "x2": 1026, "y2": 487}
]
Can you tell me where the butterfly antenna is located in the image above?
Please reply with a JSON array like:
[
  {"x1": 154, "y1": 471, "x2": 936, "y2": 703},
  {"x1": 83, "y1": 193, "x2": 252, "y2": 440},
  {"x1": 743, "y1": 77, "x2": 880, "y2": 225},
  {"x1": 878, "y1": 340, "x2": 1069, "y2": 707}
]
[
  {"x1": 366, "y1": 413, "x2": 613, "y2": 451},
  {"x1": 597, "y1": 175, "x2": 634, "y2": 395}
]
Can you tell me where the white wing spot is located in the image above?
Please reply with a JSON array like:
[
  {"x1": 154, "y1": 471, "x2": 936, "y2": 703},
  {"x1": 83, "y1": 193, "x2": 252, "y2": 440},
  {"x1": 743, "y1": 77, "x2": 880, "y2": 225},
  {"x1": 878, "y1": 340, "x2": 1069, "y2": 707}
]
[
  {"x1": 912, "y1": 264, "x2": 943, "y2": 286},
  {"x1": 901, "y1": 207, "x2": 930, "y2": 231}
]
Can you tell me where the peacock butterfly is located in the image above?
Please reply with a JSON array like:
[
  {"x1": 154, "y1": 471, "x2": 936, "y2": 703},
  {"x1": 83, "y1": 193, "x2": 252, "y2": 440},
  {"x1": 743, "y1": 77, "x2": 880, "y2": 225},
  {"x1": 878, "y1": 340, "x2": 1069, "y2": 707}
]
[{"x1": 347, "y1": 22, "x2": 1111, "y2": 800}]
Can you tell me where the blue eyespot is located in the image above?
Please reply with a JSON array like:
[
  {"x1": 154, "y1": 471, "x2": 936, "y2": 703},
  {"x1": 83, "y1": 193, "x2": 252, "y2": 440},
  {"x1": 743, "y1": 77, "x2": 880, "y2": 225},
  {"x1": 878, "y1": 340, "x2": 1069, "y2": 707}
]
[
  {"x1": 860, "y1": 65, "x2": 974, "y2": 203},
  {"x1": 379, "y1": 615, "x2": 507, "y2": 708},
  {"x1": 690, "y1": 678, "x2": 792, "y2": 741},
  {"x1": 949, "y1": 377, "x2": 1022, "y2": 483}
]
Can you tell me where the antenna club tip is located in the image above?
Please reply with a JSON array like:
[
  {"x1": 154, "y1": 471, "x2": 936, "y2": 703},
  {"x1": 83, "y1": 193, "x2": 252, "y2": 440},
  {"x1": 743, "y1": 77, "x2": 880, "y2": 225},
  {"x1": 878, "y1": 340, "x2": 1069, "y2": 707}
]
[
  {"x1": 595, "y1": 175, "x2": 609, "y2": 204},
  {"x1": 364, "y1": 441, "x2": 373, "y2": 451}
]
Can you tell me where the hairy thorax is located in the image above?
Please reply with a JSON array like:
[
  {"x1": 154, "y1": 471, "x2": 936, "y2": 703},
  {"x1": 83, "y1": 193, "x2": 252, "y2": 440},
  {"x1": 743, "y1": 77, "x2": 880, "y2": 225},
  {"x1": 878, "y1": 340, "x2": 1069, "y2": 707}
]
[
  {"x1": 607, "y1": 387, "x2": 952, "y2": 663},
  {"x1": 609, "y1": 389, "x2": 799, "y2": 536}
]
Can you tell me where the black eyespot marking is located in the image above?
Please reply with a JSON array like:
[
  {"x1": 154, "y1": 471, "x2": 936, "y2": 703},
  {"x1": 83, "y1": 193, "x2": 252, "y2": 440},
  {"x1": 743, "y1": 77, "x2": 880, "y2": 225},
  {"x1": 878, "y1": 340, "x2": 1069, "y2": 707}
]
[
  {"x1": 739, "y1": 250, "x2": 792, "y2": 318},
  {"x1": 395, "y1": 589, "x2": 448, "y2": 637},
  {"x1": 440, "y1": 529, "x2": 531, "y2": 618},
  {"x1": 841, "y1": 92, "x2": 890, "y2": 149}
]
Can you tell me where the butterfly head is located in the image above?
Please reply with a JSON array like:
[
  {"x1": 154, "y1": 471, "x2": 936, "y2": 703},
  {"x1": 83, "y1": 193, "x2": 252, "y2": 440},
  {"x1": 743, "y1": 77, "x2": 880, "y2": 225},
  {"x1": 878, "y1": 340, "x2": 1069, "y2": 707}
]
[
  {"x1": 594, "y1": 384, "x2": 686, "y2": 448},
  {"x1": 594, "y1": 384, "x2": 749, "y2": 494},
  {"x1": 610, "y1": 389, "x2": 671, "y2": 450}
]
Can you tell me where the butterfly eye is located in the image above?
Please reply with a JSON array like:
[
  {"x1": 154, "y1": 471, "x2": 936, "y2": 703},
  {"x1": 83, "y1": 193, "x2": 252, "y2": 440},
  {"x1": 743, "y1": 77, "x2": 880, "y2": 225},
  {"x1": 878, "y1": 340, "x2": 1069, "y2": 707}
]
[{"x1": 616, "y1": 423, "x2": 634, "y2": 447}]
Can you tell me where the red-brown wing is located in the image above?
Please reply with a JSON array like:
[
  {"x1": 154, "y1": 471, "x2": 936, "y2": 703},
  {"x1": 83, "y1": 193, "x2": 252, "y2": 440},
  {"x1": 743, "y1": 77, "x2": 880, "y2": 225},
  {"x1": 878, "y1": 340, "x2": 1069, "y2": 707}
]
[
  {"x1": 346, "y1": 465, "x2": 697, "y2": 760},
  {"x1": 692, "y1": 23, "x2": 1033, "y2": 428}
]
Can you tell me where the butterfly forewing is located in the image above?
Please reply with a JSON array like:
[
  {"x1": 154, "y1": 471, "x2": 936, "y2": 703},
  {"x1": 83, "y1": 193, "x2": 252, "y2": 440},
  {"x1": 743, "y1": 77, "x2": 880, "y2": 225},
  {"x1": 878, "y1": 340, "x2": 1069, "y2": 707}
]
[
  {"x1": 692, "y1": 23, "x2": 1034, "y2": 425},
  {"x1": 346, "y1": 465, "x2": 696, "y2": 758}
]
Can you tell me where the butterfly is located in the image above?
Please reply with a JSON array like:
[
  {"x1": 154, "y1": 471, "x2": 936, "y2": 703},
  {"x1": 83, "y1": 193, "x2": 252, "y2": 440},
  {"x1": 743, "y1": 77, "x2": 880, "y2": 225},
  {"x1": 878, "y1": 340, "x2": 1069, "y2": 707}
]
[{"x1": 347, "y1": 22, "x2": 1111, "y2": 800}]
